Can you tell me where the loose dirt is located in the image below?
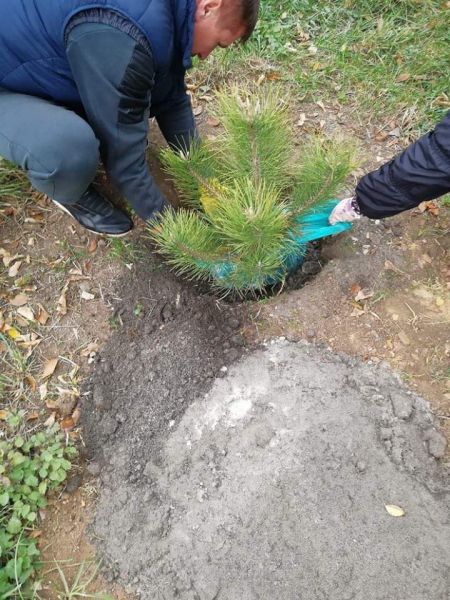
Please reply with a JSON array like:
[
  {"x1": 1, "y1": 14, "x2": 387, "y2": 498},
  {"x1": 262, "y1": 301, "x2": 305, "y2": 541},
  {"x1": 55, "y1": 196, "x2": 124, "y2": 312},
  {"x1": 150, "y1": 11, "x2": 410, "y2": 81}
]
[
  {"x1": 2, "y1": 98, "x2": 448, "y2": 599},
  {"x1": 84, "y1": 339, "x2": 449, "y2": 599}
]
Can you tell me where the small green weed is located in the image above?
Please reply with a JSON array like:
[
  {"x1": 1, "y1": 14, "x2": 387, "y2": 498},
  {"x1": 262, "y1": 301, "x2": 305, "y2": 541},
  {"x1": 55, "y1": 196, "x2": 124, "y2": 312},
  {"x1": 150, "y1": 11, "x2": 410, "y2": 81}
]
[
  {"x1": 50, "y1": 559, "x2": 113, "y2": 600},
  {"x1": 107, "y1": 238, "x2": 142, "y2": 263},
  {"x1": 107, "y1": 314, "x2": 122, "y2": 330},
  {"x1": 0, "y1": 418, "x2": 77, "y2": 598},
  {"x1": 133, "y1": 303, "x2": 144, "y2": 318},
  {"x1": 440, "y1": 194, "x2": 450, "y2": 208}
]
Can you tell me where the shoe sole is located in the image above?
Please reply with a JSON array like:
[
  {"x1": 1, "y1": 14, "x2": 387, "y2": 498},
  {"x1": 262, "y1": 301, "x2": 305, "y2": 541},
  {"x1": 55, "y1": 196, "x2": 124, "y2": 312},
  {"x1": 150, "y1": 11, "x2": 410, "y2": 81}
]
[{"x1": 52, "y1": 201, "x2": 132, "y2": 238}]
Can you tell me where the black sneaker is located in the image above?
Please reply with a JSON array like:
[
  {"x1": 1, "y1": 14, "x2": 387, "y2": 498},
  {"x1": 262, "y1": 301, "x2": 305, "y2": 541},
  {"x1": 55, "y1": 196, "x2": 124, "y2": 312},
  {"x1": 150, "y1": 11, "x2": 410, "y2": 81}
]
[{"x1": 53, "y1": 187, "x2": 133, "y2": 237}]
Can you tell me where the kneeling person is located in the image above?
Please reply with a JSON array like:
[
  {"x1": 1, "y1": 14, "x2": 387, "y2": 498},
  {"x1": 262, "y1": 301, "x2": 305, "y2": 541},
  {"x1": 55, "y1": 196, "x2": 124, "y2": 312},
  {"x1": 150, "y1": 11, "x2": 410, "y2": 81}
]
[{"x1": 0, "y1": 0, "x2": 259, "y2": 236}]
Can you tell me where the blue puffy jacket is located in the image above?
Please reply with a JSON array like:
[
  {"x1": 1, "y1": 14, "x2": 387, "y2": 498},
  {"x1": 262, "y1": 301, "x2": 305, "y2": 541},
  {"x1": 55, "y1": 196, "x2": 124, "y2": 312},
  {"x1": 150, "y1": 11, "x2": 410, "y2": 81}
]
[{"x1": 0, "y1": 0, "x2": 195, "y2": 104}]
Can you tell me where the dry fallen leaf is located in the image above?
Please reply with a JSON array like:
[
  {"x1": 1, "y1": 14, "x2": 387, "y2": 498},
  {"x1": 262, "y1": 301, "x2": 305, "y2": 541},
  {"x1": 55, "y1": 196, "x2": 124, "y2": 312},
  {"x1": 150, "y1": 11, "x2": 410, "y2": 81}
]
[
  {"x1": 81, "y1": 290, "x2": 95, "y2": 301},
  {"x1": 398, "y1": 331, "x2": 411, "y2": 346},
  {"x1": 2, "y1": 252, "x2": 21, "y2": 267},
  {"x1": 375, "y1": 131, "x2": 389, "y2": 142},
  {"x1": 206, "y1": 116, "x2": 220, "y2": 127},
  {"x1": 354, "y1": 289, "x2": 374, "y2": 302},
  {"x1": 350, "y1": 307, "x2": 366, "y2": 318},
  {"x1": 296, "y1": 112, "x2": 306, "y2": 127},
  {"x1": 8, "y1": 260, "x2": 22, "y2": 278},
  {"x1": 385, "y1": 504, "x2": 405, "y2": 517},
  {"x1": 25, "y1": 374, "x2": 37, "y2": 391},
  {"x1": 266, "y1": 71, "x2": 282, "y2": 81},
  {"x1": 57, "y1": 282, "x2": 69, "y2": 315},
  {"x1": 60, "y1": 407, "x2": 81, "y2": 432},
  {"x1": 41, "y1": 357, "x2": 58, "y2": 380},
  {"x1": 17, "y1": 306, "x2": 35, "y2": 321},
  {"x1": 29, "y1": 530, "x2": 42, "y2": 539},
  {"x1": 10, "y1": 294, "x2": 29, "y2": 307},
  {"x1": 418, "y1": 200, "x2": 439, "y2": 216},
  {"x1": 384, "y1": 260, "x2": 404, "y2": 274},
  {"x1": 0, "y1": 410, "x2": 9, "y2": 420},
  {"x1": 350, "y1": 283, "x2": 361, "y2": 296},
  {"x1": 396, "y1": 73, "x2": 410, "y2": 83},
  {"x1": 44, "y1": 413, "x2": 56, "y2": 428},
  {"x1": 80, "y1": 341, "x2": 100, "y2": 357},
  {"x1": 87, "y1": 238, "x2": 98, "y2": 253},
  {"x1": 26, "y1": 411, "x2": 40, "y2": 421},
  {"x1": 37, "y1": 304, "x2": 50, "y2": 325},
  {"x1": 193, "y1": 105, "x2": 203, "y2": 116}
]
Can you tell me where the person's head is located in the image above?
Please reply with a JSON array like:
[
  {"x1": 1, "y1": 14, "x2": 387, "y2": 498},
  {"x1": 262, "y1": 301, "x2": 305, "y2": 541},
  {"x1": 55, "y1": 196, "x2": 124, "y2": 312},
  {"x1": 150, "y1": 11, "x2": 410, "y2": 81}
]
[{"x1": 191, "y1": 0, "x2": 259, "y2": 60}]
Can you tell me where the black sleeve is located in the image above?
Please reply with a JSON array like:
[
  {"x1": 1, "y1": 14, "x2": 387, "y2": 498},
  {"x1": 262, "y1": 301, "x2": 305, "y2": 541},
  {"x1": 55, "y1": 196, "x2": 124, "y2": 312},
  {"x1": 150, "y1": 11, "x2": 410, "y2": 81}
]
[
  {"x1": 152, "y1": 81, "x2": 199, "y2": 152},
  {"x1": 356, "y1": 111, "x2": 450, "y2": 219},
  {"x1": 66, "y1": 22, "x2": 169, "y2": 221}
]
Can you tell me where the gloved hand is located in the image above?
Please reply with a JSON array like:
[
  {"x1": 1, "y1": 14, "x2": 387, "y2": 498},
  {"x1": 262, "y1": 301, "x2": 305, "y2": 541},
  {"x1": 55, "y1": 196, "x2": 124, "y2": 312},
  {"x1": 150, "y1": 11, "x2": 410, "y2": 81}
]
[{"x1": 329, "y1": 196, "x2": 361, "y2": 225}]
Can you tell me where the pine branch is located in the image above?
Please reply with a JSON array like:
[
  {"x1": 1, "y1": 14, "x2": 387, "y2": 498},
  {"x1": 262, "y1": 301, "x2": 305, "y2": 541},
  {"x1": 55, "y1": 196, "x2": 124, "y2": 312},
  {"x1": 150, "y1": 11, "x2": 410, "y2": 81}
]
[
  {"x1": 148, "y1": 209, "x2": 224, "y2": 281},
  {"x1": 160, "y1": 142, "x2": 221, "y2": 208},
  {"x1": 214, "y1": 87, "x2": 293, "y2": 192},
  {"x1": 290, "y1": 137, "x2": 357, "y2": 214}
]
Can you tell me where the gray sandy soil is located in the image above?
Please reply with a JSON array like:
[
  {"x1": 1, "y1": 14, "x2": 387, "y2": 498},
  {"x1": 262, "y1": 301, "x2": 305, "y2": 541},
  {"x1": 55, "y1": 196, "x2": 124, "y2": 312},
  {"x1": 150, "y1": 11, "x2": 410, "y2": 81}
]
[{"x1": 84, "y1": 330, "x2": 449, "y2": 599}]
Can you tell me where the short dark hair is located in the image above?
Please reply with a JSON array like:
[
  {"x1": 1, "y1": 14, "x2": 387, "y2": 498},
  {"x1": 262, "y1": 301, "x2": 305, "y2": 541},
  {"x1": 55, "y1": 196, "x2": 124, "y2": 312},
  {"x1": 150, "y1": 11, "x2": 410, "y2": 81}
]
[
  {"x1": 239, "y1": 0, "x2": 260, "y2": 42},
  {"x1": 222, "y1": 0, "x2": 260, "y2": 43}
]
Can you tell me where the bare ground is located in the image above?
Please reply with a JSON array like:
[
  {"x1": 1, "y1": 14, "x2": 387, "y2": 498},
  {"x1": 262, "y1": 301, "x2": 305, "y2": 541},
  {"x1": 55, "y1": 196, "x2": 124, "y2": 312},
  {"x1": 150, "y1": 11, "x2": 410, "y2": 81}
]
[{"x1": 1, "y1": 98, "x2": 448, "y2": 597}]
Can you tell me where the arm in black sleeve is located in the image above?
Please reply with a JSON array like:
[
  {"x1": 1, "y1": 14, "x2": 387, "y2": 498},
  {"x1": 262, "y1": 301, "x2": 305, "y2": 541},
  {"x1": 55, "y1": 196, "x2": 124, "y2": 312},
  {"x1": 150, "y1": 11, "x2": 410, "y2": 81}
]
[
  {"x1": 66, "y1": 22, "x2": 168, "y2": 221},
  {"x1": 356, "y1": 111, "x2": 450, "y2": 219},
  {"x1": 152, "y1": 82, "x2": 199, "y2": 152}
]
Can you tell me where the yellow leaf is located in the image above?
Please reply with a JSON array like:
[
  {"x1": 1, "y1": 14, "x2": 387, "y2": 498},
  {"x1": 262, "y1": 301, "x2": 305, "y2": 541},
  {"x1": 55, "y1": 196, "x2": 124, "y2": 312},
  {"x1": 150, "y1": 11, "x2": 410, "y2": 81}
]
[
  {"x1": 385, "y1": 504, "x2": 405, "y2": 517},
  {"x1": 7, "y1": 327, "x2": 20, "y2": 340},
  {"x1": 41, "y1": 357, "x2": 58, "y2": 380},
  {"x1": 0, "y1": 410, "x2": 9, "y2": 420},
  {"x1": 199, "y1": 179, "x2": 225, "y2": 216}
]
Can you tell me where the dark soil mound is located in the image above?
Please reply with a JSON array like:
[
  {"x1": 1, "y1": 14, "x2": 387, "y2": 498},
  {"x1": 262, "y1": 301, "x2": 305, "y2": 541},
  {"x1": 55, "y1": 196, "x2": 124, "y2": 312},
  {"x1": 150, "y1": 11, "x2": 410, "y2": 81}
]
[{"x1": 82, "y1": 246, "x2": 247, "y2": 468}]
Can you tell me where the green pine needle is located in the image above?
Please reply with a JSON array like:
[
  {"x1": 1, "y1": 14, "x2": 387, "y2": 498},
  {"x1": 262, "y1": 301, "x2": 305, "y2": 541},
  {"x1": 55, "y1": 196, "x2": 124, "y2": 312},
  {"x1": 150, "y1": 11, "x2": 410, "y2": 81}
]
[
  {"x1": 207, "y1": 178, "x2": 294, "y2": 262},
  {"x1": 291, "y1": 137, "x2": 357, "y2": 213},
  {"x1": 148, "y1": 209, "x2": 224, "y2": 281},
  {"x1": 215, "y1": 87, "x2": 293, "y2": 191},
  {"x1": 160, "y1": 142, "x2": 221, "y2": 208},
  {"x1": 153, "y1": 88, "x2": 357, "y2": 293}
]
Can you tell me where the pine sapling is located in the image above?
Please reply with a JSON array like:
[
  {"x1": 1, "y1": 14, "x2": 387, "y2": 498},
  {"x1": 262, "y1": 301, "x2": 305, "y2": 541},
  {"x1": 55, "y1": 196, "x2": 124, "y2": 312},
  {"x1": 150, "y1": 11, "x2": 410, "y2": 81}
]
[{"x1": 150, "y1": 86, "x2": 357, "y2": 293}]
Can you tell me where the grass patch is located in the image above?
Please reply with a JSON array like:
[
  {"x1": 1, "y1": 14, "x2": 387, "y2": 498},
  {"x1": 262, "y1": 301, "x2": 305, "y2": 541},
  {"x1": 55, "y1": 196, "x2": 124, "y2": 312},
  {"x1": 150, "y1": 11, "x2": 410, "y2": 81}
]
[
  {"x1": 195, "y1": 0, "x2": 449, "y2": 132},
  {"x1": 106, "y1": 238, "x2": 143, "y2": 263},
  {"x1": 0, "y1": 160, "x2": 29, "y2": 201},
  {"x1": 48, "y1": 559, "x2": 113, "y2": 600}
]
